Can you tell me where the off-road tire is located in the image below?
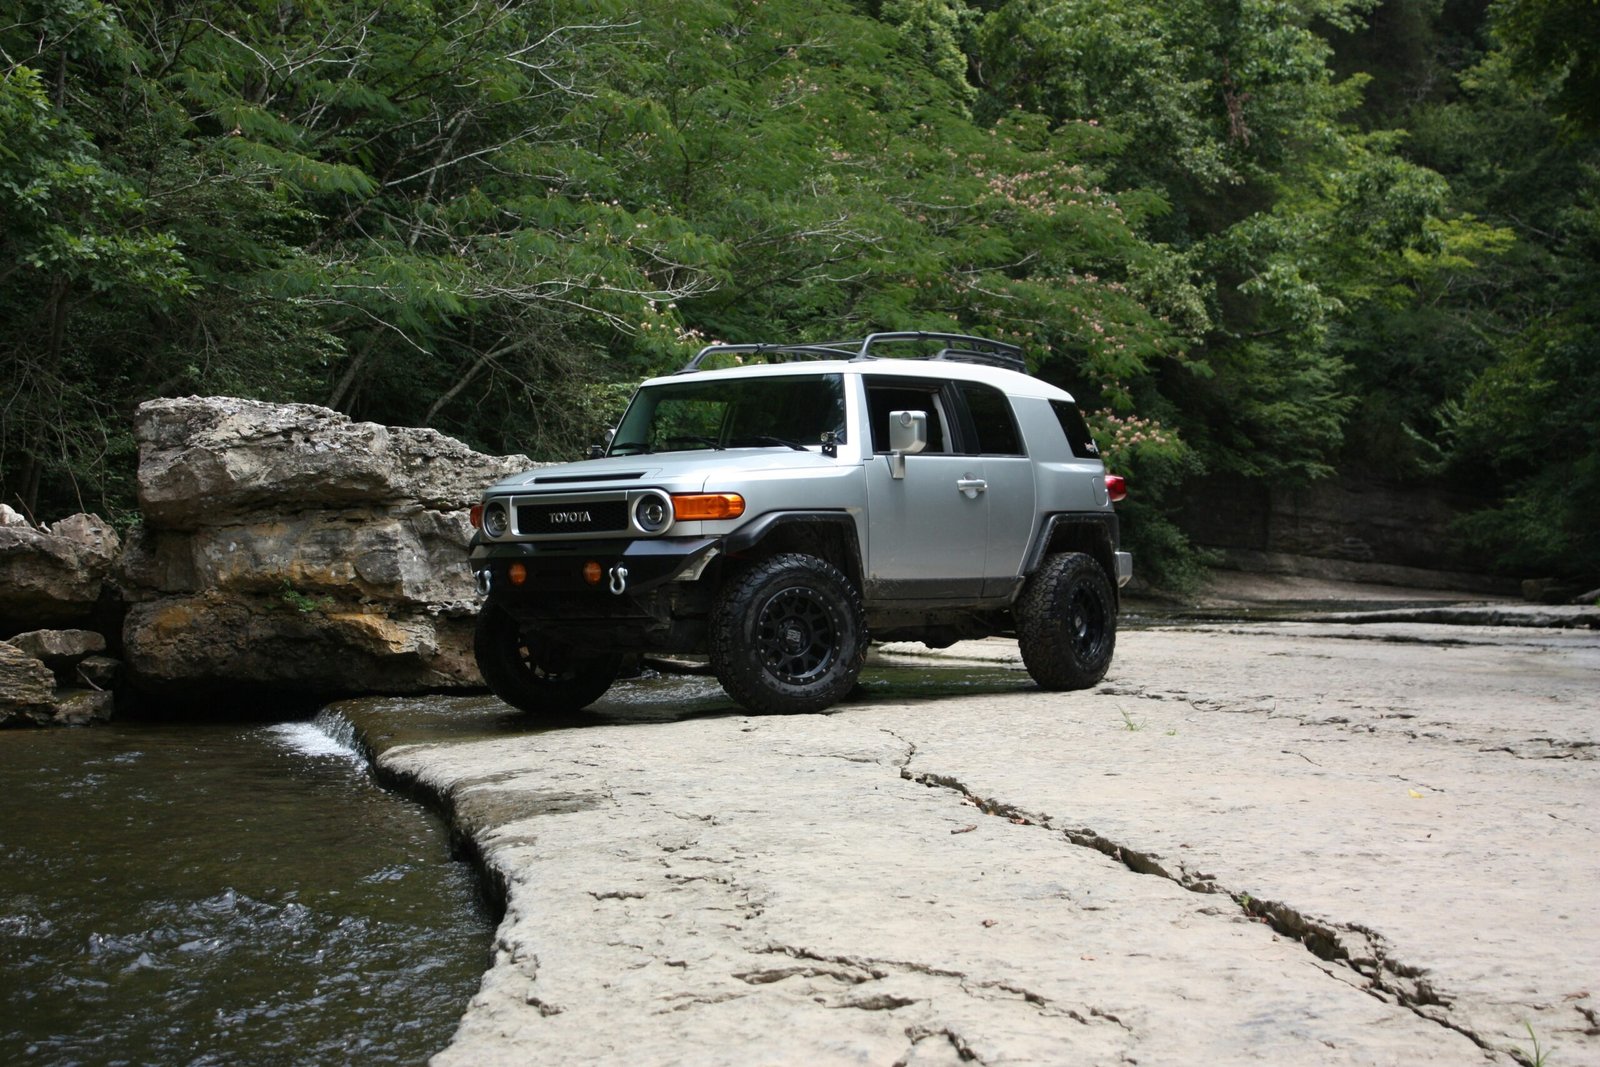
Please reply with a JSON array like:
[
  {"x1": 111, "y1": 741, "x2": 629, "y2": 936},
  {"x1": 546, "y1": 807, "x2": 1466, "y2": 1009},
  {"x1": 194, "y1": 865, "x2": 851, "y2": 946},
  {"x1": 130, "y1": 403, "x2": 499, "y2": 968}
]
[
  {"x1": 474, "y1": 604, "x2": 620, "y2": 714},
  {"x1": 709, "y1": 552, "x2": 867, "y2": 714},
  {"x1": 1016, "y1": 551, "x2": 1116, "y2": 690}
]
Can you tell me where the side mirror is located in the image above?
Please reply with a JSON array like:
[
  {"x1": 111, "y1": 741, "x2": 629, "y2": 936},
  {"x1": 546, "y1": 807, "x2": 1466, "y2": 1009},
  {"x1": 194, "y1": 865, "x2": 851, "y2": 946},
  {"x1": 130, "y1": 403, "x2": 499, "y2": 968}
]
[{"x1": 888, "y1": 410, "x2": 927, "y2": 480}]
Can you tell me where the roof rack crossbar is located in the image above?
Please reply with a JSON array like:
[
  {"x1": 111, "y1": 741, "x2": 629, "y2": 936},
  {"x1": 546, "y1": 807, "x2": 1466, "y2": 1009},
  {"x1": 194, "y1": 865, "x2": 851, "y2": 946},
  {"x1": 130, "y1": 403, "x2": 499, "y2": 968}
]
[
  {"x1": 853, "y1": 332, "x2": 1026, "y2": 373},
  {"x1": 679, "y1": 332, "x2": 1027, "y2": 374}
]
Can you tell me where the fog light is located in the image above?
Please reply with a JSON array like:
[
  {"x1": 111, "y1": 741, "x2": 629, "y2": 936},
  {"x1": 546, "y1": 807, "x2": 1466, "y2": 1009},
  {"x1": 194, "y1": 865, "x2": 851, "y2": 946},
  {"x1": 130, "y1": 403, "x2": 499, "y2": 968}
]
[
  {"x1": 583, "y1": 561, "x2": 603, "y2": 585},
  {"x1": 508, "y1": 562, "x2": 527, "y2": 585}
]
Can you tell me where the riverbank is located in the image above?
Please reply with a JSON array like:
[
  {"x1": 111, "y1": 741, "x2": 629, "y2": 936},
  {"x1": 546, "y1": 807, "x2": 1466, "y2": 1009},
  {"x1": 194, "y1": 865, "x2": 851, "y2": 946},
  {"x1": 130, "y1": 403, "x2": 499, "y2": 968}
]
[{"x1": 336, "y1": 591, "x2": 1599, "y2": 1066}]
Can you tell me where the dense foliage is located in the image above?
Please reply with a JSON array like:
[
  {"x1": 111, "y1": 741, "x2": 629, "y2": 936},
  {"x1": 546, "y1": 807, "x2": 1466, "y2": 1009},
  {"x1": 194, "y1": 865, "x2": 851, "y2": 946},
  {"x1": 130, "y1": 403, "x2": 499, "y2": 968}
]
[{"x1": 2, "y1": 0, "x2": 1594, "y2": 586}]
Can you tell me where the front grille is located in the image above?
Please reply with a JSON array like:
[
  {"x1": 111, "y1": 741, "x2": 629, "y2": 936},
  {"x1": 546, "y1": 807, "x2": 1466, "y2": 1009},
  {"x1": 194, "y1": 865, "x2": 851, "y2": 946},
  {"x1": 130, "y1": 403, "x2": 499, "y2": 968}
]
[{"x1": 517, "y1": 500, "x2": 629, "y2": 536}]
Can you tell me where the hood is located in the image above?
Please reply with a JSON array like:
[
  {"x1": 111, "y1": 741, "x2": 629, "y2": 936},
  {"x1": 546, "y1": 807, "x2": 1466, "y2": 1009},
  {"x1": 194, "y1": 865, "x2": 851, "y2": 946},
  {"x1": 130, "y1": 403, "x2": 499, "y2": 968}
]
[{"x1": 484, "y1": 447, "x2": 841, "y2": 496}]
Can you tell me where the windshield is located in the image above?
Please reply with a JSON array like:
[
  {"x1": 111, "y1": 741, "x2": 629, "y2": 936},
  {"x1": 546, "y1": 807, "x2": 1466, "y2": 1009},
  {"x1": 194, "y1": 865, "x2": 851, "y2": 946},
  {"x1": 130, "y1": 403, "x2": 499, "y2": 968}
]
[{"x1": 610, "y1": 374, "x2": 846, "y2": 455}]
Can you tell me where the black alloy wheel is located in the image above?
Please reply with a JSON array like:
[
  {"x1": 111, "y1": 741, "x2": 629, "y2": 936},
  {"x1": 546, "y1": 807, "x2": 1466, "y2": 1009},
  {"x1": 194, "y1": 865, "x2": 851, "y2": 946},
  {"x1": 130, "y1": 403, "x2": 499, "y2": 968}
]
[
  {"x1": 710, "y1": 553, "x2": 866, "y2": 714},
  {"x1": 473, "y1": 604, "x2": 620, "y2": 714},
  {"x1": 1016, "y1": 551, "x2": 1117, "y2": 690}
]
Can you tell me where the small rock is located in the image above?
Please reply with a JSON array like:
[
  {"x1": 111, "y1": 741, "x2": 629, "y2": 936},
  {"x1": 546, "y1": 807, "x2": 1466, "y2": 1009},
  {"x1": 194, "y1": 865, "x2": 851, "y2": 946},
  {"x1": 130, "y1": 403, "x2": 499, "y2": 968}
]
[
  {"x1": 75, "y1": 655, "x2": 121, "y2": 690},
  {"x1": 51, "y1": 688, "x2": 116, "y2": 726},
  {"x1": 6, "y1": 628, "x2": 107, "y2": 666}
]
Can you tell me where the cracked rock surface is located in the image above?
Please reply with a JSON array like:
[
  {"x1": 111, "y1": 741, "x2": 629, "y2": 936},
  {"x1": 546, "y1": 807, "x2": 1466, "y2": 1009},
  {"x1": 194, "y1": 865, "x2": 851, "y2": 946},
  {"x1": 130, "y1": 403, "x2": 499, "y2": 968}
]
[{"x1": 343, "y1": 618, "x2": 1598, "y2": 1066}]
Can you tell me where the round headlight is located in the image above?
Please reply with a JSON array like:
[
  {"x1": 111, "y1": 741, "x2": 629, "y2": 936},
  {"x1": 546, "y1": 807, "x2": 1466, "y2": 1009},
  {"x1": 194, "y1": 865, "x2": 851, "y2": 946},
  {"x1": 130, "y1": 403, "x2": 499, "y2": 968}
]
[
  {"x1": 634, "y1": 492, "x2": 671, "y2": 534},
  {"x1": 483, "y1": 500, "x2": 510, "y2": 538}
]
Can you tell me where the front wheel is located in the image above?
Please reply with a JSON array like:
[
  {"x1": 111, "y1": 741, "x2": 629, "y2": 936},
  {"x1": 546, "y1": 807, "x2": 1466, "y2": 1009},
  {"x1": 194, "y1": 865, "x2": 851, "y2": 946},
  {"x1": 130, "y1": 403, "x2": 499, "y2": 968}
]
[
  {"x1": 709, "y1": 553, "x2": 867, "y2": 715},
  {"x1": 473, "y1": 604, "x2": 619, "y2": 714},
  {"x1": 1016, "y1": 551, "x2": 1117, "y2": 690}
]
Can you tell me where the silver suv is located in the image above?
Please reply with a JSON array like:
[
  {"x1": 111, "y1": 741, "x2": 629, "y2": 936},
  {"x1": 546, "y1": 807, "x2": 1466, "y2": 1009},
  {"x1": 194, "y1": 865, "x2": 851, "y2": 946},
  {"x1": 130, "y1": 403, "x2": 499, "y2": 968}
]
[{"x1": 468, "y1": 332, "x2": 1131, "y2": 715}]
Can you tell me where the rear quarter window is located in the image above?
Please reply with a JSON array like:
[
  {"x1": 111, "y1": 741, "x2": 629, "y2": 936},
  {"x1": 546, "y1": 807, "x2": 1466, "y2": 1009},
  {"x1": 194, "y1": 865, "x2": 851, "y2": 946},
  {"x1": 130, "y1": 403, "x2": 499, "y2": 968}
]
[{"x1": 1049, "y1": 400, "x2": 1102, "y2": 460}]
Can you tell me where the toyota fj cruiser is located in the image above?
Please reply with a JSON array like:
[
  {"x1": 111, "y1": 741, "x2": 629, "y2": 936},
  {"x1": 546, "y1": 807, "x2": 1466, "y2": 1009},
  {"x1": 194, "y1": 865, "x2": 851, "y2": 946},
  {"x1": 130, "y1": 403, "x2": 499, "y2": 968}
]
[{"x1": 468, "y1": 332, "x2": 1131, "y2": 716}]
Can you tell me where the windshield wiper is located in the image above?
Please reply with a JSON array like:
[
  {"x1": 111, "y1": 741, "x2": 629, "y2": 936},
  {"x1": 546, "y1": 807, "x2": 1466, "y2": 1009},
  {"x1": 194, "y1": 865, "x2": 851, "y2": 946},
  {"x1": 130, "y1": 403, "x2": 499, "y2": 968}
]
[
  {"x1": 662, "y1": 434, "x2": 725, "y2": 451},
  {"x1": 733, "y1": 435, "x2": 809, "y2": 452}
]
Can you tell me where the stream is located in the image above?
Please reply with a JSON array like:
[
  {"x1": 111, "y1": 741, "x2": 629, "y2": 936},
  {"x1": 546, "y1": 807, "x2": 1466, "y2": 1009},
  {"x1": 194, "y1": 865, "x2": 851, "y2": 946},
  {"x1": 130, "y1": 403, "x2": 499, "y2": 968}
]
[{"x1": 0, "y1": 711, "x2": 491, "y2": 1066}]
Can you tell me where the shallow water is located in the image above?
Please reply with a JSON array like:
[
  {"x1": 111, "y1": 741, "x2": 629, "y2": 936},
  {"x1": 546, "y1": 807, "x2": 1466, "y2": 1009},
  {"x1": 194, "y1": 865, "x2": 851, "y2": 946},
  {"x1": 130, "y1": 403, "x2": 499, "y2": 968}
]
[{"x1": 0, "y1": 712, "x2": 491, "y2": 1066}]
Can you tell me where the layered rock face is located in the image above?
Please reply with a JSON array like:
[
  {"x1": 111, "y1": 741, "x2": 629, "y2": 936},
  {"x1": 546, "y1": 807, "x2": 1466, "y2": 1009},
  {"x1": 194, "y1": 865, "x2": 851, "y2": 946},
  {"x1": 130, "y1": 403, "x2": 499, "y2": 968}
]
[{"x1": 119, "y1": 397, "x2": 531, "y2": 704}]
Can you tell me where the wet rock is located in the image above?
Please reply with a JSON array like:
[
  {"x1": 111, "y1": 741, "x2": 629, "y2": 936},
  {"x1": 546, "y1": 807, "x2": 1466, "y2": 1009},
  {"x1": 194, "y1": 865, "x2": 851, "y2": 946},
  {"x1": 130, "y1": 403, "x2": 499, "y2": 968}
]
[
  {"x1": 122, "y1": 591, "x2": 477, "y2": 699},
  {"x1": 0, "y1": 510, "x2": 121, "y2": 631},
  {"x1": 49, "y1": 688, "x2": 116, "y2": 726},
  {"x1": 0, "y1": 642, "x2": 58, "y2": 726}
]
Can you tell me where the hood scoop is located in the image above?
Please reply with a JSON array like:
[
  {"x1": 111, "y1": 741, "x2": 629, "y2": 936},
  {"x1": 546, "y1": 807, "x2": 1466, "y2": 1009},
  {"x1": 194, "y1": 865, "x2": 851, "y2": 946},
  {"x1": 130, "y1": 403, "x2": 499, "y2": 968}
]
[{"x1": 533, "y1": 471, "x2": 646, "y2": 485}]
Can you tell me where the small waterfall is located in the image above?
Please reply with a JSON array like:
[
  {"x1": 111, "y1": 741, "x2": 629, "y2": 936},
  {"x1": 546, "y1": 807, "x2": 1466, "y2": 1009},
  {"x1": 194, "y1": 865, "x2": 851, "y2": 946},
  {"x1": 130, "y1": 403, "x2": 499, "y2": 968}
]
[{"x1": 265, "y1": 708, "x2": 364, "y2": 765}]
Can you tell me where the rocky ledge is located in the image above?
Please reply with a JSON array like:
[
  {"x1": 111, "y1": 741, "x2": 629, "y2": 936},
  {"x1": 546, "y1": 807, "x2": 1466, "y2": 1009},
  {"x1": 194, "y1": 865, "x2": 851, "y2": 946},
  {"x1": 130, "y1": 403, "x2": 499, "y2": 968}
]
[{"x1": 2, "y1": 396, "x2": 534, "y2": 724}]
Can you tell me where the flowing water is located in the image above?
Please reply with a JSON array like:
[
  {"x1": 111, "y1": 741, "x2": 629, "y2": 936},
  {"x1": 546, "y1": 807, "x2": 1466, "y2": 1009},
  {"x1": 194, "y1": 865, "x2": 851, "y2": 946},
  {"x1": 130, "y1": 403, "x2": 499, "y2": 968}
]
[
  {"x1": 0, "y1": 711, "x2": 491, "y2": 1066},
  {"x1": 0, "y1": 656, "x2": 1043, "y2": 1066}
]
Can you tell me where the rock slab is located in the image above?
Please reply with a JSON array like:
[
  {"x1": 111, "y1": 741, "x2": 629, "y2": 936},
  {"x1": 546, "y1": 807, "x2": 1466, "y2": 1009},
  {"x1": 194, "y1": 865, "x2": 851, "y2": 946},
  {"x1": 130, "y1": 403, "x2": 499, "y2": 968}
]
[{"x1": 344, "y1": 617, "x2": 1599, "y2": 1066}]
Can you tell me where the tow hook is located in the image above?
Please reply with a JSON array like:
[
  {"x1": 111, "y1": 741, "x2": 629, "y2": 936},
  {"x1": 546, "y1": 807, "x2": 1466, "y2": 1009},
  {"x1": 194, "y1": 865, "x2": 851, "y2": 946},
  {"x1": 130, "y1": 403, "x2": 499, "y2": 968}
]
[{"x1": 609, "y1": 564, "x2": 629, "y2": 596}]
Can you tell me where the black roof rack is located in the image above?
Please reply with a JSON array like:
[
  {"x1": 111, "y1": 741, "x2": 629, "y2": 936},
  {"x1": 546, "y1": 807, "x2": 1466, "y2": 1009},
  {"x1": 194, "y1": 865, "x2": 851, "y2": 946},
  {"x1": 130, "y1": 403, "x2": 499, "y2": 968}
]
[{"x1": 679, "y1": 331, "x2": 1026, "y2": 375}]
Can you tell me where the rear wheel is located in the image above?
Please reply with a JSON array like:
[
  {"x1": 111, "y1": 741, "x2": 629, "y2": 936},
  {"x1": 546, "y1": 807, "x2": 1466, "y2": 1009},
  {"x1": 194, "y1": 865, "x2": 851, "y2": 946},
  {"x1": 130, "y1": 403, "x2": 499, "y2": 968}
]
[
  {"x1": 1016, "y1": 551, "x2": 1116, "y2": 690},
  {"x1": 473, "y1": 604, "x2": 620, "y2": 714},
  {"x1": 710, "y1": 553, "x2": 866, "y2": 714}
]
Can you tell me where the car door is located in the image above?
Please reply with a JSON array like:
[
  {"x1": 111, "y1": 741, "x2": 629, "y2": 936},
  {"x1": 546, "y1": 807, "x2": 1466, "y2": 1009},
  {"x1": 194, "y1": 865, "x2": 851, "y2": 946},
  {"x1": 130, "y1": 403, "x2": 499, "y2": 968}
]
[
  {"x1": 952, "y1": 381, "x2": 1037, "y2": 596},
  {"x1": 861, "y1": 377, "x2": 989, "y2": 600}
]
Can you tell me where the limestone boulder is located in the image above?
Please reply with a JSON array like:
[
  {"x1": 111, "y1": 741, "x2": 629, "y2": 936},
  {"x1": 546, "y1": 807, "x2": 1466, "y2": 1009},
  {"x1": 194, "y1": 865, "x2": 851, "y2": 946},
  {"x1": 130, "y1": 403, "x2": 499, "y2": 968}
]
[
  {"x1": 119, "y1": 396, "x2": 536, "y2": 706},
  {"x1": 0, "y1": 508, "x2": 121, "y2": 630},
  {"x1": 135, "y1": 396, "x2": 529, "y2": 527},
  {"x1": 122, "y1": 592, "x2": 477, "y2": 698}
]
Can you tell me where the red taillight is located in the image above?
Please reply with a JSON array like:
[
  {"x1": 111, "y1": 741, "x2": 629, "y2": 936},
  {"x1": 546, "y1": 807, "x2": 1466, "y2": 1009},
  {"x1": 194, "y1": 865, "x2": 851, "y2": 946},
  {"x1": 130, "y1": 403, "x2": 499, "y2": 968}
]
[
  {"x1": 469, "y1": 504, "x2": 484, "y2": 529},
  {"x1": 1105, "y1": 474, "x2": 1127, "y2": 503}
]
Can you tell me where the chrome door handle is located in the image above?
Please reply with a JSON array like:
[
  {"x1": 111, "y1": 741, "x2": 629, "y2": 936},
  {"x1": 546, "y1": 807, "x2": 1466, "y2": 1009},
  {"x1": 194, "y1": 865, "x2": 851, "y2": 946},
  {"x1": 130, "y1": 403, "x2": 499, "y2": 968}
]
[{"x1": 956, "y1": 477, "x2": 987, "y2": 498}]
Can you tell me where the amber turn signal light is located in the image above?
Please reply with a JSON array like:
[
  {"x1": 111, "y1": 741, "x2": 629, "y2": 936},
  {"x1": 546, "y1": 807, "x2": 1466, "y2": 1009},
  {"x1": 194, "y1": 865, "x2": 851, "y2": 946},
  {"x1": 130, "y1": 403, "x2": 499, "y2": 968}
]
[
  {"x1": 672, "y1": 493, "x2": 745, "y2": 521},
  {"x1": 469, "y1": 504, "x2": 484, "y2": 528},
  {"x1": 508, "y1": 562, "x2": 527, "y2": 585},
  {"x1": 583, "y1": 561, "x2": 603, "y2": 585}
]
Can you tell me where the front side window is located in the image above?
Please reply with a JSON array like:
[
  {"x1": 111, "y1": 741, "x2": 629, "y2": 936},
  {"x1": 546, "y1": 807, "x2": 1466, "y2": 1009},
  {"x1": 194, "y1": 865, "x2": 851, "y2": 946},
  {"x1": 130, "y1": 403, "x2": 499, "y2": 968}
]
[
  {"x1": 865, "y1": 379, "x2": 949, "y2": 453},
  {"x1": 610, "y1": 374, "x2": 845, "y2": 454}
]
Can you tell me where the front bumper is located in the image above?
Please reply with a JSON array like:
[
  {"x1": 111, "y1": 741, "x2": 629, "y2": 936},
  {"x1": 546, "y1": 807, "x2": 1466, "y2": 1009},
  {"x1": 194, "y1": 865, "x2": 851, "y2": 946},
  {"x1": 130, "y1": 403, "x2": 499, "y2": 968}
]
[{"x1": 469, "y1": 536, "x2": 720, "y2": 598}]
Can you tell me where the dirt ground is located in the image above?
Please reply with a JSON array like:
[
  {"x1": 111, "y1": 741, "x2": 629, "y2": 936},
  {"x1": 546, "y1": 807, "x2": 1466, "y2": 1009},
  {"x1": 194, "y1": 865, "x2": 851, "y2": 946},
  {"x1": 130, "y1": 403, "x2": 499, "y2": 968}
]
[{"x1": 343, "y1": 577, "x2": 1599, "y2": 1066}]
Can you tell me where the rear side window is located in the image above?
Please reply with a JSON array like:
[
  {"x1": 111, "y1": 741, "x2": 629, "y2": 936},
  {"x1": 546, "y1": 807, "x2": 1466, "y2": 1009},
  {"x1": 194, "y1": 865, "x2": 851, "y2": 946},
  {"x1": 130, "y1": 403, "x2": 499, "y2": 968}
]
[
  {"x1": 1050, "y1": 400, "x2": 1101, "y2": 459},
  {"x1": 957, "y1": 382, "x2": 1024, "y2": 455}
]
